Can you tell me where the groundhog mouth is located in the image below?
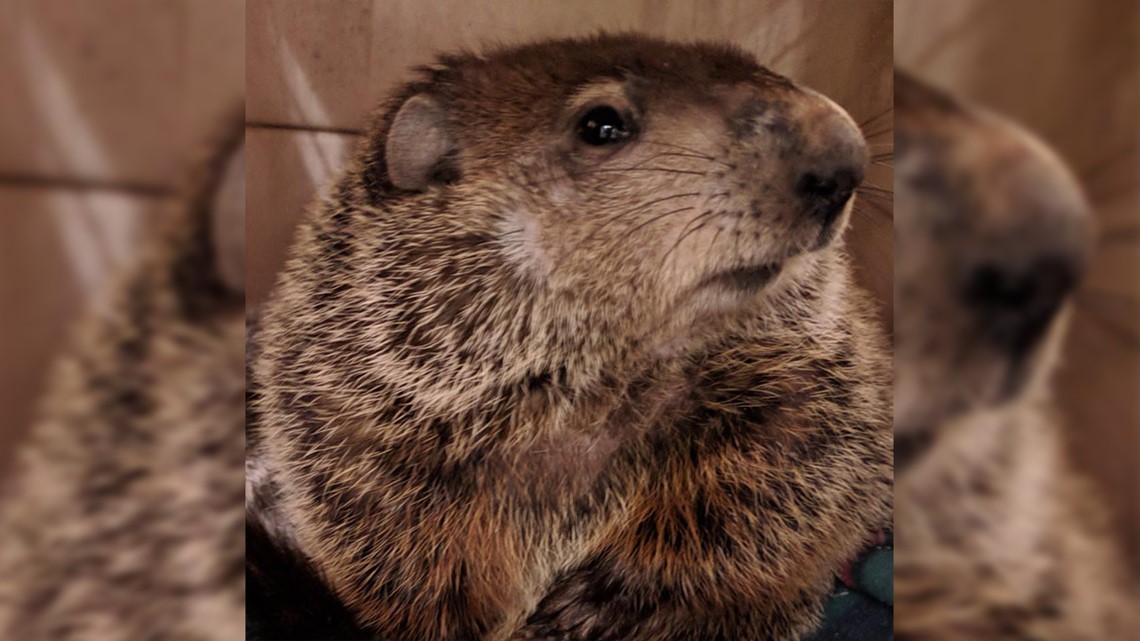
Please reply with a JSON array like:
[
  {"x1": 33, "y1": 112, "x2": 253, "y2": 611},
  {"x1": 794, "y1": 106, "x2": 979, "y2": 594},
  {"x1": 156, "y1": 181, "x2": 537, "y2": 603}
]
[{"x1": 699, "y1": 263, "x2": 782, "y2": 291}]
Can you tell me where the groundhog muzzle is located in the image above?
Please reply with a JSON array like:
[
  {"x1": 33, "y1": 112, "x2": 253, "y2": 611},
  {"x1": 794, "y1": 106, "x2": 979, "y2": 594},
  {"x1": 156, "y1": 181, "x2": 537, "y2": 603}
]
[{"x1": 248, "y1": 34, "x2": 891, "y2": 640}]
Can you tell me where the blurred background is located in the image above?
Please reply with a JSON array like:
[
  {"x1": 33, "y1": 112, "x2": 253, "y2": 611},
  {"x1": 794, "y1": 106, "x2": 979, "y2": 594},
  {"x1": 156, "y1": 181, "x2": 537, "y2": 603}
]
[
  {"x1": 896, "y1": 0, "x2": 1140, "y2": 576},
  {"x1": 0, "y1": 0, "x2": 244, "y2": 483}
]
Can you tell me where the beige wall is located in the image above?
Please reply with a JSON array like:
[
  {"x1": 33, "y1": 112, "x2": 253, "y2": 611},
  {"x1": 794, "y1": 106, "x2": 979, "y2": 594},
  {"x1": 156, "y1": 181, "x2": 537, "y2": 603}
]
[
  {"x1": 896, "y1": 0, "x2": 1140, "y2": 572},
  {"x1": 244, "y1": 0, "x2": 894, "y2": 330},
  {"x1": 0, "y1": 0, "x2": 244, "y2": 481}
]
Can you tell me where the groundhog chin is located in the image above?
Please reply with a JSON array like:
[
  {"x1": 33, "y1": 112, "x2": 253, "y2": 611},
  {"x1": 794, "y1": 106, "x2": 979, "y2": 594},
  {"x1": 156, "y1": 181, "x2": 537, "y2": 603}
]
[
  {"x1": 681, "y1": 250, "x2": 823, "y2": 323},
  {"x1": 699, "y1": 263, "x2": 783, "y2": 293}
]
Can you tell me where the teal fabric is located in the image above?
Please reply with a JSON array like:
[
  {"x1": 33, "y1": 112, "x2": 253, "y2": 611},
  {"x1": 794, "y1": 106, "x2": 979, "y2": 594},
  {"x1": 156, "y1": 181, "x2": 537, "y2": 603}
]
[
  {"x1": 853, "y1": 547, "x2": 893, "y2": 605},
  {"x1": 805, "y1": 540, "x2": 893, "y2": 640}
]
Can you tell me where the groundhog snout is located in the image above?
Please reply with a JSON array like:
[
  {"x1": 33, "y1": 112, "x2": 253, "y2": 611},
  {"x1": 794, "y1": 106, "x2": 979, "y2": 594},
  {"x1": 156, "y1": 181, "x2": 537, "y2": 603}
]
[{"x1": 735, "y1": 90, "x2": 868, "y2": 229}]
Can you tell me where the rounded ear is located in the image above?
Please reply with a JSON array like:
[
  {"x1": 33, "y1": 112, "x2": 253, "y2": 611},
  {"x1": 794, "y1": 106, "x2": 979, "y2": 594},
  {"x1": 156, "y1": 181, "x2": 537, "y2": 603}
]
[
  {"x1": 385, "y1": 94, "x2": 456, "y2": 191},
  {"x1": 211, "y1": 141, "x2": 245, "y2": 293}
]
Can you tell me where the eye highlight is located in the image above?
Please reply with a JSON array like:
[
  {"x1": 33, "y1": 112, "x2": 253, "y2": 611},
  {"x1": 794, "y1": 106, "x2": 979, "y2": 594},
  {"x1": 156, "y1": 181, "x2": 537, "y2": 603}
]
[{"x1": 577, "y1": 105, "x2": 633, "y2": 146}]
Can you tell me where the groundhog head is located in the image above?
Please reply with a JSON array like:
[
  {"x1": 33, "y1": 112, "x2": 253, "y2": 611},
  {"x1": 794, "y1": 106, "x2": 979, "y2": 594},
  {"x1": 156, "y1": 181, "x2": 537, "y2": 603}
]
[
  {"x1": 283, "y1": 35, "x2": 867, "y2": 408},
  {"x1": 893, "y1": 71, "x2": 1095, "y2": 461}
]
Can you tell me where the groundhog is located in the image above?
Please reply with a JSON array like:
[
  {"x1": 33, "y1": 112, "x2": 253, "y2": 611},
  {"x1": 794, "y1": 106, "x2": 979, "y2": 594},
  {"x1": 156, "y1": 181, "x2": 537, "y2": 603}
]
[
  {"x1": 893, "y1": 70, "x2": 1137, "y2": 640},
  {"x1": 247, "y1": 34, "x2": 892, "y2": 640},
  {"x1": 0, "y1": 119, "x2": 246, "y2": 640}
]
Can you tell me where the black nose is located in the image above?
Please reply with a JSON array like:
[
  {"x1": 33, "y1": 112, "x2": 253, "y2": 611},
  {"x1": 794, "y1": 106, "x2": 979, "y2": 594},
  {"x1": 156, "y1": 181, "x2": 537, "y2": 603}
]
[
  {"x1": 962, "y1": 256, "x2": 1080, "y2": 357},
  {"x1": 796, "y1": 167, "x2": 861, "y2": 226}
]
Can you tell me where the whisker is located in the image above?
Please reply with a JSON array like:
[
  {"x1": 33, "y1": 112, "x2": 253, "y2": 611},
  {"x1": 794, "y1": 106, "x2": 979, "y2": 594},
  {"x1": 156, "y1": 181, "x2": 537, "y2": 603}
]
[
  {"x1": 624, "y1": 151, "x2": 730, "y2": 172},
  {"x1": 584, "y1": 167, "x2": 711, "y2": 177},
  {"x1": 1076, "y1": 296, "x2": 1140, "y2": 350},
  {"x1": 858, "y1": 106, "x2": 893, "y2": 130},
  {"x1": 1080, "y1": 288, "x2": 1140, "y2": 304},
  {"x1": 855, "y1": 191, "x2": 893, "y2": 207},
  {"x1": 522, "y1": 165, "x2": 713, "y2": 189},
  {"x1": 626, "y1": 205, "x2": 699, "y2": 236},
  {"x1": 853, "y1": 198, "x2": 892, "y2": 220},
  {"x1": 583, "y1": 191, "x2": 702, "y2": 245},
  {"x1": 856, "y1": 190, "x2": 894, "y2": 207},
  {"x1": 858, "y1": 183, "x2": 894, "y2": 194},
  {"x1": 1077, "y1": 140, "x2": 1137, "y2": 183},
  {"x1": 862, "y1": 125, "x2": 894, "y2": 140},
  {"x1": 1098, "y1": 227, "x2": 1140, "y2": 245},
  {"x1": 638, "y1": 139, "x2": 721, "y2": 160},
  {"x1": 1087, "y1": 179, "x2": 1139, "y2": 206},
  {"x1": 657, "y1": 211, "x2": 721, "y2": 278},
  {"x1": 636, "y1": 141, "x2": 734, "y2": 169},
  {"x1": 597, "y1": 205, "x2": 699, "y2": 266},
  {"x1": 856, "y1": 186, "x2": 893, "y2": 199}
]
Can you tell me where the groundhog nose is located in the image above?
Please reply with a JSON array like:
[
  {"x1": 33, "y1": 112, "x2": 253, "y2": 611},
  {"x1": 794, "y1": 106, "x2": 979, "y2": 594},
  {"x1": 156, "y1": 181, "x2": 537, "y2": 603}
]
[
  {"x1": 962, "y1": 255, "x2": 1080, "y2": 358},
  {"x1": 795, "y1": 167, "x2": 861, "y2": 225},
  {"x1": 793, "y1": 104, "x2": 867, "y2": 226}
]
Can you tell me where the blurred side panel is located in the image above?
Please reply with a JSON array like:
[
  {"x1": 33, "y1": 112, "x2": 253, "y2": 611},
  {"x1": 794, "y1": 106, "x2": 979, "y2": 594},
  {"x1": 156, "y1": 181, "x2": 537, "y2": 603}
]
[
  {"x1": 0, "y1": 0, "x2": 244, "y2": 483},
  {"x1": 896, "y1": 0, "x2": 1140, "y2": 582}
]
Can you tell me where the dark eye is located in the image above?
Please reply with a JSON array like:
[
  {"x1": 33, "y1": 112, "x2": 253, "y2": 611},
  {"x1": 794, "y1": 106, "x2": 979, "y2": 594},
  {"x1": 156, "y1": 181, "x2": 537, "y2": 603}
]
[{"x1": 577, "y1": 106, "x2": 632, "y2": 146}]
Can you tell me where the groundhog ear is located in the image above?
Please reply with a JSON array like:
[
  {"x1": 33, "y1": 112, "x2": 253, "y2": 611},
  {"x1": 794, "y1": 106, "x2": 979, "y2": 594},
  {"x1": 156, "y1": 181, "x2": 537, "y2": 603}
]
[{"x1": 385, "y1": 94, "x2": 457, "y2": 191}]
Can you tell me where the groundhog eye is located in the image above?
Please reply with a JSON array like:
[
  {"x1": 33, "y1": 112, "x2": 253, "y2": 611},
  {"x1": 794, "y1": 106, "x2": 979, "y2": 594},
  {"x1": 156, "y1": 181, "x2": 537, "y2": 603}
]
[{"x1": 577, "y1": 106, "x2": 632, "y2": 146}]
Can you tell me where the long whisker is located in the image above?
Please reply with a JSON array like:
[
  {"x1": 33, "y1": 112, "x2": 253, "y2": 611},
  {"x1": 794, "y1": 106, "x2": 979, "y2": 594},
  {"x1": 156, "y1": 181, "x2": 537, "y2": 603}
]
[
  {"x1": 643, "y1": 151, "x2": 736, "y2": 167},
  {"x1": 858, "y1": 106, "x2": 893, "y2": 129},
  {"x1": 858, "y1": 183, "x2": 894, "y2": 194},
  {"x1": 657, "y1": 211, "x2": 722, "y2": 279},
  {"x1": 1077, "y1": 141, "x2": 1137, "y2": 183},
  {"x1": 638, "y1": 139, "x2": 724, "y2": 160},
  {"x1": 1076, "y1": 295, "x2": 1140, "y2": 350},
  {"x1": 624, "y1": 151, "x2": 727, "y2": 172},
  {"x1": 862, "y1": 124, "x2": 894, "y2": 140},
  {"x1": 583, "y1": 167, "x2": 711, "y2": 177},
  {"x1": 583, "y1": 191, "x2": 702, "y2": 245},
  {"x1": 1087, "y1": 179, "x2": 1139, "y2": 206},
  {"x1": 1080, "y1": 288, "x2": 1140, "y2": 303},
  {"x1": 853, "y1": 197, "x2": 892, "y2": 220},
  {"x1": 626, "y1": 205, "x2": 699, "y2": 236},
  {"x1": 522, "y1": 165, "x2": 713, "y2": 189},
  {"x1": 595, "y1": 205, "x2": 700, "y2": 266},
  {"x1": 1098, "y1": 226, "x2": 1140, "y2": 245}
]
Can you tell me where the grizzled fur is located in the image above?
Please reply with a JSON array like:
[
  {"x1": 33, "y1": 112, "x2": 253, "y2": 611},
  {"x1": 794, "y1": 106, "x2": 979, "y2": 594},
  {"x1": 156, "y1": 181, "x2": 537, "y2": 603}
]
[
  {"x1": 249, "y1": 35, "x2": 891, "y2": 640},
  {"x1": 0, "y1": 120, "x2": 245, "y2": 639},
  {"x1": 893, "y1": 71, "x2": 1136, "y2": 640}
]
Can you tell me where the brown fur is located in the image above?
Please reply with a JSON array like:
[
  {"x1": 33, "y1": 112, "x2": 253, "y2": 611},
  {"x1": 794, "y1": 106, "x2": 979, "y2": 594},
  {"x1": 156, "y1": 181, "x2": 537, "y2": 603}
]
[
  {"x1": 249, "y1": 34, "x2": 891, "y2": 640},
  {"x1": 893, "y1": 71, "x2": 1137, "y2": 640},
  {"x1": 0, "y1": 118, "x2": 245, "y2": 640}
]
